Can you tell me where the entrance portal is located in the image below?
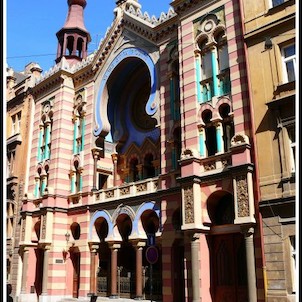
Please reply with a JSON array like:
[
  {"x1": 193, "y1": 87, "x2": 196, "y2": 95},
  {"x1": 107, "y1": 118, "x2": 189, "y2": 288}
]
[
  {"x1": 71, "y1": 252, "x2": 80, "y2": 298},
  {"x1": 211, "y1": 233, "x2": 248, "y2": 302}
]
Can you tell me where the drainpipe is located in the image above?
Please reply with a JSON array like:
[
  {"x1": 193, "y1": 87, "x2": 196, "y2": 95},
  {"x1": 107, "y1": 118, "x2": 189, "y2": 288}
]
[{"x1": 238, "y1": 0, "x2": 267, "y2": 300}]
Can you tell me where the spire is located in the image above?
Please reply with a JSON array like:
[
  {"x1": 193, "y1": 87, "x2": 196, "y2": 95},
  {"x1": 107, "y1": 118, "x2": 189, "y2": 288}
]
[{"x1": 55, "y1": 0, "x2": 91, "y2": 65}]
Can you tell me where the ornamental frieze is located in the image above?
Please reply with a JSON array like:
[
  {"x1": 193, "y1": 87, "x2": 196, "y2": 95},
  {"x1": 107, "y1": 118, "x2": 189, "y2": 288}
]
[
  {"x1": 184, "y1": 186, "x2": 194, "y2": 224},
  {"x1": 236, "y1": 175, "x2": 249, "y2": 217}
]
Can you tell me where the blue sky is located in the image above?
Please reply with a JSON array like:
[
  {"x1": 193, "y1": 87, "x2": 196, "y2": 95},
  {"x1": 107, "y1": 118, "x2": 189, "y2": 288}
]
[{"x1": 6, "y1": 0, "x2": 172, "y2": 73}]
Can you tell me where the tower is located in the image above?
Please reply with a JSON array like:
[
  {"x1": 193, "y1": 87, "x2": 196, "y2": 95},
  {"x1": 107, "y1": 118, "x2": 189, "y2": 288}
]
[{"x1": 55, "y1": 0, "x2": 91, "y2": 65}]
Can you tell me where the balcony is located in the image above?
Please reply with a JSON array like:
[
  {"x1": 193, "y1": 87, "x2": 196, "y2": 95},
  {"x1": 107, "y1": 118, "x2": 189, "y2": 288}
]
[
  {"x1": 94, "y1": 177, "x2": 159, "y2": 203},
  {"x1": 200, "y1": 152, "x2": 232, "y2": 175}
]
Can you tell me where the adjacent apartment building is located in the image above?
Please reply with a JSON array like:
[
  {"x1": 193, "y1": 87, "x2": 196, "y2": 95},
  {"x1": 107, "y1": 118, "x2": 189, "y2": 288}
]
[
  {"x1": 6, "y1": 62, "x2": 42, "y2": 297},
  {"x1": 242, "y1": 0, "x2": 296, "y2": 301}
]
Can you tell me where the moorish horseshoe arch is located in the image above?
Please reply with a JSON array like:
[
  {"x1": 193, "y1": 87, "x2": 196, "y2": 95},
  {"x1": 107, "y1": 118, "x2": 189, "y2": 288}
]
[
  {"x1": 89, "y1": 202, "x2": 161, "y2": 241},
  {"x1": 89, "y1": 210, "x2": 114, "y2": 241},
  {"x1": 94, "y1": 47, "x2": 158, "y2": 137}
]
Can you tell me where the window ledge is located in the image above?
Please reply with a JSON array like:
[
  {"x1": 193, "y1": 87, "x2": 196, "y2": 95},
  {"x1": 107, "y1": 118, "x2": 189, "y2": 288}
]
[
  {"x1": 7, "y1": 133, "x2": 22, "y2": 148},
  {"x1": 266, "y1": 81, "x2": 295, "y2": 107}
]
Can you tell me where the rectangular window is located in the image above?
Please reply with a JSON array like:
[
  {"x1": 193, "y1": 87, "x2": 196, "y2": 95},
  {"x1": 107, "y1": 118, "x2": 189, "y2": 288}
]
[
  {"x1": 271, "y1": 0, "x2": 288, "y2": 7},
  {"x1": 201, "y1": 52, "x2": 212, "y2": 79},
  {"x1": 281, "y1": 44, "x2": 296, "y2": 83},
  {"x1": 218, "y1": 44, "x2": 229, "y2": 72},
  {"x1": 7, "y1": 151, "x2": 15, "y2": 177},
  {"x1": 11, "y1": 112, "x2": 21, "y2": 136}
]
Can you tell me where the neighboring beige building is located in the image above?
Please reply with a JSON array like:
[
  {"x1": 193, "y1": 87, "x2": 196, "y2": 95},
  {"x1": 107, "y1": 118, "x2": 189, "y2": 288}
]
[
  {"x1": 6, "y1": 62, "x2": 42, "y2": 297},
  {"x1": 242, "y1": 0, "x2": 296, "y2": 301}
]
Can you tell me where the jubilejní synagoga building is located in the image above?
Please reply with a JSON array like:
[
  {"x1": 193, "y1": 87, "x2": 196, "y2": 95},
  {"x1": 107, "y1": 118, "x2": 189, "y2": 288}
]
[{"x1": 6, "y1": 0, "x2": 297, "y2": 302}]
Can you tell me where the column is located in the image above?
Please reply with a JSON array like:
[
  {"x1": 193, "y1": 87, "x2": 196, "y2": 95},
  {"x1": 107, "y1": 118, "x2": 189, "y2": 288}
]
[
  {"x1": 137, "y1": 164, "x2": 143, "y2": 180},
  {"x1": 135, "y1": 242, "x2": 145, "y2": 299},
  {"x1": 40, "y1": 174, "x2": 47, "y2": 196},
  {"x1": 91, "y1": 148, "x2": 102, "y2": 191},
  {"x1": 195, "y1": 54, "x2": 203, "y2": 103},
  {"x1": 44, "y1": 122, "x2": 51, "y2": 160},
  {"x1": 210, "y1": 47, "x2": 219, "y2": 96},
  {"x1": 198, "y1": 127, "x2": 206, "y2": 157},
  {"x1": 79, "y1": 170, "x2": 83, "y2": 192},
  {"x1": 37, "y1": 126, "x2": 44, "y2": 162},
  {"x1": 41, "y1": 246, "x2": 50, "y2": 295},
  {"x1": 73, "y1": 117, "x2": 78, "y2": 154},
  {"x1": 21, "y1": 247, "x2": 29, "y2": 293},
  {"x1": 241, "y1": 226, "x2": 257, "y2": 302},
  {"x1": 81, "y1": 117, "x2": 85, "y2": 152},
  {"x1": 191, "y1": 233, "x2": 200, "y2": 302},
  {"x1": 215, "y1": 122, "x2": 224, "y2": 153},
  {"x1": 110, "y1": 243, "x2": 120, "y2": 298},
  {"x1": 169, "y1": 73, "x2": 175, "y2": 119},
  {"x1": 111, "y1": 154, "x2": 118, "y2": 186},
  {"x1": 70, "y1": 172, "x2": 76, "y2": 194},
  {"x1": 89, "y1": 245, "x2": 99, "y2": 295},
  {"x1": 34, "y1": 177, "x2": 40, "y2": 198}
]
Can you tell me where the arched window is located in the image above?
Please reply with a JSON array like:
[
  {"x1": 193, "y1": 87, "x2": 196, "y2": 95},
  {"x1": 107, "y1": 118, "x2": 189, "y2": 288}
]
[
  {"x1": 202, "y1": 110, "x2": 217, "y2": 156},
  {"x1": 219, "y1": 104, "x2": 234, "y2": 152},
  {"x1": 38, "y1": 101, "x2": 53, "y2": 162},
  {"x1": 66, "y1": 36, "x2": 74, "y2": 55},
  {"x1": 195, "y1": 15, "x2": 230, "y2": 102},
  {"x1": 73, "y1": 93, "x2": 86, "y2": 154},
  {"x1": 77, "y1": 38, "x2": 84, "y2": 57}
]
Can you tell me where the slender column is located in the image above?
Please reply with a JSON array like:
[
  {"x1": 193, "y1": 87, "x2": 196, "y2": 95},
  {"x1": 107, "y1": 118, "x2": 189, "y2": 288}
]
[
  {"x1": 81, "y1": 117, "x2": 85, "y2": 152},
  {"x1": 40, "y1": 174, "x2": 47, "y2": 196},
  {"x1": 110, "y1": 244, "x2": 120, "y2": 298},
  {"x1": 92, "y1": 154, "x2": 98, "y2": 191},
  {"x1": 34, "y1": 177, "x2": 40, "y2": 198},
  {"x1": 44, "y1": 122, "x2": 51, "y2": 160},
  {"x1": 89, "y1": 245, "x2": 99, "y2": 295},
  {"x1": 135, "y1": 242, "x2": 145, "y2": 299},
  {"x1": 215, "y1": 122, "x2": 224, "y2": 153},
  {"x1": 169, "y1": 73, "x2": 175, "y2": 119},
  {"x1": 195, "y1": 54, "x2": 203, "y2": 103},
  {"x1": 191, "y1": 233, "x2": 200, "y2": 302},
  {"x1": 171, "y1": 144, "x2": 177, "y2": 170},
  {"x1": 241, "y1": 226, "x2": 257, "y2": 302},
  {"x1": 91, "y1": 148, "x2": 102, "y2": 191},
  {"x1": 137, "y1": 164, "x2": 143, "y2": 180},
  {"x1": 111, "y1": 154, "x2": 118, "y2": 186},
  {"x1": 70, "y1": 172, "x2": 76, "y2": 194},
  {"x1": 72, "y1": 36, "x2": 77, "y2": 56},
  {"x1": 41, "y1": 246, "x2": 50, "y2": 295},
  {"x1": 198, "y1": 127, "x2": 206, "y2": 157},
  {"x1": 62, "y1": 33, "x2": 68, "y2": 55},
  {"x1": 79, "y1": 171, "x2": 83, "y2": 192},
  {"x1": 210, "y1": 47, "x2": 219, "y2": 96},
  {"x1": 21, "y1": 247, "x2": 29, "y2": 293},
  {"x1": 37, "y1": 126, "x2": 44, "y2": 162},
  {"x1": 73, "y1": 117, "x2": 78, "y2": 154}
]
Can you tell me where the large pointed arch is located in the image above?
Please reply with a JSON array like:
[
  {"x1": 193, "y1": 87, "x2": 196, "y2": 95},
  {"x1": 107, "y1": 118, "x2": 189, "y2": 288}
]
[{"x1": 94, "y1": 47, "x2": 158, "y2": 137}]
